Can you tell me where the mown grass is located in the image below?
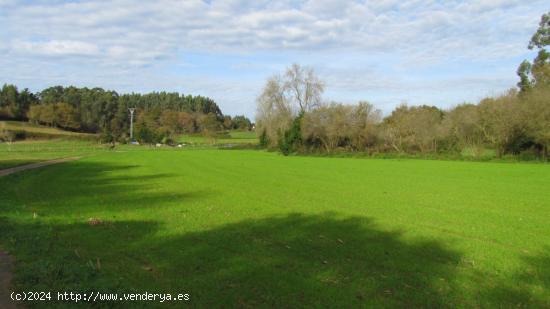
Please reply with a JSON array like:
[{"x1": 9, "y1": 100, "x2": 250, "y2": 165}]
[
  {"x1": 0, "y1": 121, "x2": 99, "y2": 168},
  {"x1": 177, "y1": 130, "x2": 257, "y2": 145},
  {"x1": 0, "y1": 148, "x2": 549, "y2": 307},
  {"x1": 0, "y1": 140, "x2": 111, "y2": 169}
]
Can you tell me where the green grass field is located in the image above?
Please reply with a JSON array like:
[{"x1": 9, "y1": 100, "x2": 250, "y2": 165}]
[
  {"x1": 0, "y1": 140, "x2": 108, "y2": 169},
  {"x1": 177, "y1": 130, "x2": 257, "y2": 145},
  {"x1": 1, "y1": 146, "x2": 549, "y2": 307},
  {"x1": 0, "y1": 121, "x2": 100, "y2": 168}
]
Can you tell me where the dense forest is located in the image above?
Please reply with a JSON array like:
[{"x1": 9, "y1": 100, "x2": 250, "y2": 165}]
[
  {"x1": 257, "y1": 12, "x2": 550, "y2": 159},
  {"x1": 0, "y1": 85, "x2": 252, "y2": 144}
]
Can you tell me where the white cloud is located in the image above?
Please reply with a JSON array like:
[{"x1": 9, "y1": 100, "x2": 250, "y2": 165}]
[
  {"x1": 3, "y1": 0, "x2": 545, "y2": 63},
  {"x1": 0, "y1": 0, "x2": 548, "y2": 116},
  {"x1": 13, "y1": 40, "x2": 100, "y2": 56}
]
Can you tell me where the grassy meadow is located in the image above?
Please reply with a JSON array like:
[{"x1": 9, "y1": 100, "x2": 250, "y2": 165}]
[
  {"x1": 177, "y1": 130, "x2": 258, "y2": 145},
  {"x1": 0, "y1": 140, "x2": 109, "y2": 169},
  {"x1": 1, "y1": 145, "x2": 549, "y2": 307},
  {"x1": 0, "y1": 121, "x2": 101, "y2": 168}
]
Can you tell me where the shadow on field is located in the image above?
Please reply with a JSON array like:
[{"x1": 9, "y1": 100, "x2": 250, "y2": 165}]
[
  {"x1": 148, "y1": 213, "x2": 462, "y2": 307},
  {"x1": 0, "y1": 159, "x2": 44, "y2": 170},
  {"x1": 0, "y1": 218, "x2": 162, "y2": 299},
  {"x1": 481, "y1": 248, "x2": 550, "y2": 307},
  {"x1": 1, "y1": 160, "x2": 465, "y2": 307},
  {"x1": 0, "y1": 160, "x2": 208, "y2": 216},
  {"x1": 2, "y1": 213, "x2": 463, "y2": 307}
]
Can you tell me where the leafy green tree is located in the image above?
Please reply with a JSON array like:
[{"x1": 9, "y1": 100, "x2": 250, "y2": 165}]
[
  {"x1": 232, "y1": 115, "x2": 252, "y2": 130},
  {"x1": 1, "y1": 83, "x2": 227, "y2": 143},
  {"x1": 19, "y1": 89, "x2": 38, "y2": 115},
  {"x1": 521, "y1": 87, "x2": 550, "y2": 158},
  {"x1": 39, "y1": 104, "x2": 56, "y2": 127},
  {"x1": 198, "y1": 113, "x2": 222, "y2": 142},
  {"x1": 279, "y1": 113, "x2": 303, "y2": 155},
  {"x1": 518, "y1": 12, "x2": 550, "y2": 92},
  {"x1": 222, "y1": 115, "x2": 233, "y2": 130},
  {"x1": 0, "y1": 84, "x2": 18, "y2": 119},
  {"x1": 55, "y1": 102, "x2": 80, "y2": 130},
  {"x1": 109, "y1": 99, "x2": 130, "y2": 142},
  {"x1": 476, "y1": 90, "x2": 528, "y2": 156},
  {"x1": 27, "y1": 105, "x2": 43, "y2": 124},
  {"x1": 0, "y1": 121, "x2": 7, "y2": 142},
  {"x1": 160, "y1": 110, "x2": 180, "y2": 137},
  {"x1": 517, "y1": 60, "x2": 533, "y2": 92},
  {"x1": 136, "y1": 126, "x2": 160, "y2": 144}
]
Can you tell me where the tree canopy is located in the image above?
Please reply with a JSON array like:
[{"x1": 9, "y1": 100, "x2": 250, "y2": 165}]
[
  {"x1": 0, "y1": 84, "x2": 253, "y2": 144},
  {"x1": 517, "y1": 11, "x2": 550, "y2": 92}
]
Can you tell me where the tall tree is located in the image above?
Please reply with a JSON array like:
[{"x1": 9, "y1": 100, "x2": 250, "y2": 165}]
[
  {"x1": 518, "y1": 11, "x2": 550, "y2": 92},
  {"x1": 256, "y1": 75, "x2": 293, "y2": 147},
  {"x1": 256, "y1": 64, "x2": 325, "y2": 147},
  {"x1": 284, "y1": 63, "x2": 324, "y2": 113},
  {"x1": 0, "y1": 84, "x2": 19, "y2": 119}
]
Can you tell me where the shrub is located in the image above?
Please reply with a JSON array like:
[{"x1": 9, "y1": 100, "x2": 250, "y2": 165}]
[
  {"x1": 259, "y1": 129, "x2": 269, "y2": 148},
  {"x1": 278, "y1": 113, "x2": 303, "y2": 155}
]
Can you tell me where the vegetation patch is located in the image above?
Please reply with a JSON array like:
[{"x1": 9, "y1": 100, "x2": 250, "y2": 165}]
[{"x1": 1, "y1": 149, "x2": 549, "y2": 307}]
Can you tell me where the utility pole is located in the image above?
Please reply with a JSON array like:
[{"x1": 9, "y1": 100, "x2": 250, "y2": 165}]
[{"x1": 129, "y1": 108, "x2": 135, "y2": 141}]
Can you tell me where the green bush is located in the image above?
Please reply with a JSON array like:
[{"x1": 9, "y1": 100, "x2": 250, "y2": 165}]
[
  {"x1": 136, "y1": 126, "x2": 163, "y2": 144},
  {"x1": 100, "y1": 130, "x2": 114, "y2": 144},
  {"x1": 259, "y1": 130, "x2": 269, "y2": 148},
  {"x1": 278, "y1": 113, "x2": 303, "y2": 156},
  {"x1": 162, "y1": 136, "x2": 175, "y2": 145}
]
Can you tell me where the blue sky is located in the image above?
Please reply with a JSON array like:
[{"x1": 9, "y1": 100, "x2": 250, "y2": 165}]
[{"x1": 0, "y1": 0, "x2": 548, "y2": 118}]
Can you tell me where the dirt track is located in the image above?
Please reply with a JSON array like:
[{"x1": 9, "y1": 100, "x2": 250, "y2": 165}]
[
  {"x1": 0, "y1": 251, "x2": 15, "y2": 308},
  {"x1": 0, "y1": 157, "x2": 80, "y2": 177}
]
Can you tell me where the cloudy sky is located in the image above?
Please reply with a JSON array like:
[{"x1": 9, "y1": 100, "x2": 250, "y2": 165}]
[{"x1": 0, "y1": 0, "x2": 548, "y2": 117}]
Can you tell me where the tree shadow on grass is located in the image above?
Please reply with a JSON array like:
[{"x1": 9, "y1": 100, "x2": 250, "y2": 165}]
[
  {"x1": 481, "y1": 248, "x2": 550, "y2": 308},
  {"x1": 150, "y1": 213, "x2": 462, "y2": 307},
  {"x1": 0, "y1": 160, "x2": 209, "y2": 217},
  {"x1": 4, "y1": 212, "x2": 464, "y2": 308},
  {"x1": 0, "y1": 218, "x2": 162, "y2": 307},
  {"x1": 0, "y1": 159, "x2": 44, "y2": 170},
  {"x1": 1, "y1": 161, "x2": 463, "y2": 307}
]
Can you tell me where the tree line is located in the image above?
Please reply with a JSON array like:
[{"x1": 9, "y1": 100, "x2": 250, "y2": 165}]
[
  {"x1": 257, "y1": 12, "x2": 550, "y2": 159},
  {"x1": 0, "y1": 85, "x2": 252, "y2": 144}
]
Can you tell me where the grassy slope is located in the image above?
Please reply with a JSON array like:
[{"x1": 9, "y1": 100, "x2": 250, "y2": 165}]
[
  {"x1": 1, "y1": 121, "x2": 94, "y2": 138},
  {"x1": 0, "y1": 121, "x2": 100, "y2": 169},
  {"x1": 0, "y1": 140, "x2": 108, "y2": 169},
  {"x1": 0, "y1": 149, "x2": 549, "y2": 307},
  {"x1": 177, "y1": 130, "x2": 257, "y2": 145}
]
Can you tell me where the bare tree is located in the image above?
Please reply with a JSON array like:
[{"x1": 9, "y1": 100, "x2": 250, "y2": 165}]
[
  {"x1": 256, "y1": 75, "x2": 293, "y2": 147},
  {"x1": 349, "y1": 101, "x2": 382, "y2": 150},
  {"x1": 302, "y1": 102, "x2": 381, "y2": 152},
  {"x1": 441, "y1": 104, "x2": 484, "y2": 155},
  {"x1": 382, "y1": 104, "x2": 444, "y2": 153},
  {"x1": 256, "y1": 64, "x2": 325, "y2": 147},
  {"x1": 284, "y1": 64, "x2": 324, "y2": 113}
]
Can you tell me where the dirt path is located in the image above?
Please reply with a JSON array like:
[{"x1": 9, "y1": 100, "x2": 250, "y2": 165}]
[
  {"x1": 0, "y1": 250, "x2": 15, "y2": 308},
  {"x1": 0, "y1": 157, "x2": 80, "y2": 307},
  {"x1": 0, "y1": 157, "x2": 80, "y2": 177}
]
